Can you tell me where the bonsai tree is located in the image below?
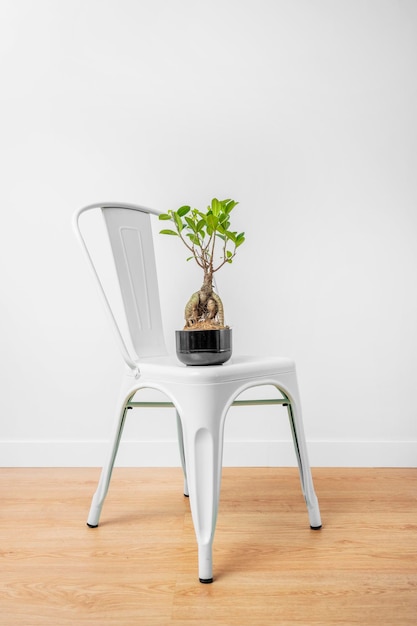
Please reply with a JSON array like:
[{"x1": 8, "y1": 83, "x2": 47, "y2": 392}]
[{"x1": 159, "y1": 198, "x2": 245, "y2": 331}]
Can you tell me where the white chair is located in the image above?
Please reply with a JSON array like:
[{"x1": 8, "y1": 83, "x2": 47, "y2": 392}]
[{"x1": 73, "y1": 201, "x2": 322, "y2": 583}]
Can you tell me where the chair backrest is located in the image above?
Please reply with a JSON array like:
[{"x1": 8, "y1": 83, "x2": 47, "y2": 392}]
[{"x1": 74, "y1": 202, "x2": 168, "y2": 370}]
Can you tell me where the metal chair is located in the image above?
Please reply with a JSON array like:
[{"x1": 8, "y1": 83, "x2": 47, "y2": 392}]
[{"x1": 73, "y1": 201, "x2": 322, "y2": 583}]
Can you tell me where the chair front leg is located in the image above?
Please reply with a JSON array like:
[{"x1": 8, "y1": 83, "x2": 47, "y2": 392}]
[{"x1": 179, "y1": 407, "x2": 225, "y2": 583}]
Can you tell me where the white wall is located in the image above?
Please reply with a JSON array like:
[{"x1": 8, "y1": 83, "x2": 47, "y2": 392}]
[{"x1": 1, "y1": 0, "x2": 416, "y2": 467}]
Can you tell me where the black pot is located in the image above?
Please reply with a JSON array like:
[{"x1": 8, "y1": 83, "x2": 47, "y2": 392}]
[{"x1": 175, "y1": 328, "x2": 232, "y2": 366}]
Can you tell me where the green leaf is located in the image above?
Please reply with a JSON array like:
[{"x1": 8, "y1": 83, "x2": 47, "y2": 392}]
[
  {"x1": 226, "y1": 250, "x2": 233, "y2": 258},
  {"x1": 218, "y1": 212, "x2": 230, "y2": 231},
  {"x1": 177, "y1": 205, "x2": 191, "y2": 217},
  {"x1": 224, "y1": 200, "x2": 238, "y2": 213},
  {"x1": 206, "y1": 213, "x2": 218, "y2": 232},
  {"x1": 160, "y1": 229, "x2": 178, "y2": 236},
  {"x1": 236, "y1": 232, "x2": 245, "y2": 247},
  {"x1": 158, "y1": 213, "x2": 171, "y2": 220},
  {"x1": 185, "y1": 216, "x2": 197, "y2": 232},
  {"x1": 211, "y1": 198, "x2": 221, "y2": 217},
  {"x1": 173, "y1": 212, "x2": 184, "y2": 232},
  {"x1": 187, "y1": 233, "x2": 201, "y2": 246},
  {"x1": 226, "y1": 230, "x2": 237, "y2": 244},
  {"x1": 186, "y1": 256, "x2": 194, "y2": 261},
  {"x1": 196, "y1": 219, "x2": 206, "y2": 233}
]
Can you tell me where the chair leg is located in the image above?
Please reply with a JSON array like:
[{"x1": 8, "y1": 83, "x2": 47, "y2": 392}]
[
  {"x1": 286, "y1": 402, "x2": 322, "y2": 530},
  {"x1": 180, "y1": 407, "x2": 225, "y2": 583},
  {"x1": 87, "y1": 403, "x2": 129, "y2": 528},
  {"x1": 176, "y1": 411, "x2": 189, "y2": 497}
]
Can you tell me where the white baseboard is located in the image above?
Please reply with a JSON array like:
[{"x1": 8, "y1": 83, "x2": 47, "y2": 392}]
[{"x1": 0, "y1": 439, "x2": 416, "y2": 467}]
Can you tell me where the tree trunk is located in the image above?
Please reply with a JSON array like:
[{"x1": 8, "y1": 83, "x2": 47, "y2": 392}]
[{"x1": 183, "y1": 271, "x2": 225, "y2": 329}]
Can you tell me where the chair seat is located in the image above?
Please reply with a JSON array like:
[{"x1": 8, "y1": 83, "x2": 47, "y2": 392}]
[{"x1": 136, "y1": 354, "x2": 296, "y2": 384}]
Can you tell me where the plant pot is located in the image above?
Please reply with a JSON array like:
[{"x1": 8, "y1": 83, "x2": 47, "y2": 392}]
[{"x1": 175, "y1": 328, "x2": 232, "y2": 366}]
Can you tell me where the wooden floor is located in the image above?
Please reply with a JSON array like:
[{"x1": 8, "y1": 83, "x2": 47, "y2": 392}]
[{"x1": 0, "y1": 468, "x2": 416, "y2": 625}]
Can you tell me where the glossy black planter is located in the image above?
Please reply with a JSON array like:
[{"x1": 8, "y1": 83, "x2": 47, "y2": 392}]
[{"x1": 176, "y1": 328, "x2": 232, "y2": 366}]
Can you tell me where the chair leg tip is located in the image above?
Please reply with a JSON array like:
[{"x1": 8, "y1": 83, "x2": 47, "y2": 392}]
[
  {"x1": 310, "y1": 524, "x2": 322, "y2": 530},
  {"x1": 87, "y1": 522, "x2": 98, "y2": 528},
  {"x1": 199, "y1": 577, "x2": 214, "y2": 584}
]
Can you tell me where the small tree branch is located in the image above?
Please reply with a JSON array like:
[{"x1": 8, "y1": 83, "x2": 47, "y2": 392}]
[{"x1": 213, "y1": 245, "x2": 237, "y2": 273}]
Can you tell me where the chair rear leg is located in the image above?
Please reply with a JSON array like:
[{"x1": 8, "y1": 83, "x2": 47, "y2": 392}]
[
  {"x1": 287, "y1": 403, "x2": 322, "y2": 530},
  {"x1": 176, "y1": 411, "x2": 189, "y2": 497},
  {"x1": 87, "y1": 405, "x2": 129, "y2": 528}
]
